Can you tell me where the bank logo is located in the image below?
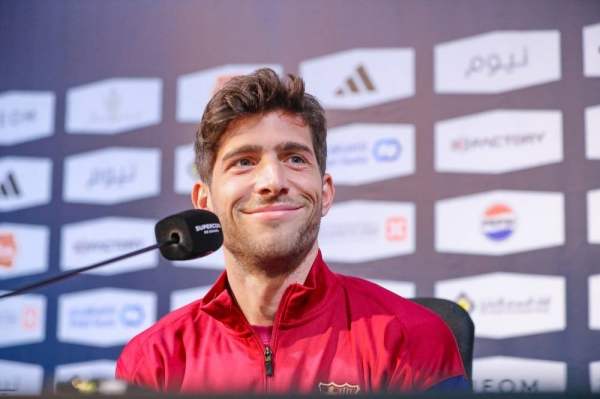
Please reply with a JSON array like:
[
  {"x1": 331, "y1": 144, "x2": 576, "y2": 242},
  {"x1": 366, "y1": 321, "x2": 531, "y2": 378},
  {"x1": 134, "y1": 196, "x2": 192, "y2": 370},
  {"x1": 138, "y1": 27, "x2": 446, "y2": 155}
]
[
  {"x1": 590, "y1": 275, "x2": 600, "y2": 330},
  {"x1": 318, "y1": 200, "x2": 415, "y2": 263},
  {"x1": 170, "y1": 285, "x2": 212, "y2": 311},
  {"x1": 327, "y1": 124, "x2": 415, "y2": 185},
  {"x1": 435, "y1": 30, "x2": 561, "y2": 93},
  {"x1": 586, "y1": 105, "x2": 600, "y2": 160},
  {"x1": 435, "y1": 190, "x2": 564, "y2": 256},
  {"x1": 436, "y1": 272, "x2": 566, "y2": 338},
  {"x1": 0, "y1": 360, "x2": 44, "y2": 395},
  {"x1": 0, "y1": 224, "x2": 49, "y2": 279},
  {"x1": 482, "y1": 204, "x2": 516, "y2": 241},
  {"x1": 300, "y1": 48, "x2": 415, "y2": 109},
  {"x1": 177, "y1": 64, "x2": 283, "y2": 122},
  {"x1": 63, "y1": 147, "x2": 161, "y2": 205},
  {"x1": 435, "y1": 110, "x2": 563, "y2": 174},
  {"x1": 589, "y1": 190, "x2": 600, "y2": 245},
  {"x1": 174, "y1": 143, "x2": 197, "y2": 194},
  {"x1": 591, "y1": 361, "x2": 600, "y2": 393},
  {"x1": 472, "y1": 357, "x2": 566, "y2": 392},
  {"x1": 55, "y1": 360, "x2": 116, "y2": 385},
  {"x1": 366, "y1": 279, "x2": 416, "y2": 298},
  {"x1": 0, "y1": 91, "x2": 55, "y2": 146},
  {"x1": 60, "y1": 217, "x2": 157, "y2": 275},
  {"x1": 584, "y1": 23, "x2": 600, "y2": 77},
  {"x1": 0, "y1": 157, "x2": 52, "y2": 212},
  {"x1": 57, "y1": 288, "x2": 156, "y2": 347},
  {"x1": 66, "y1": 78, "x2": 162, "y2": 134},
  {"x1": 0, "y1": 293, "x2": 46, "y2": 347}
]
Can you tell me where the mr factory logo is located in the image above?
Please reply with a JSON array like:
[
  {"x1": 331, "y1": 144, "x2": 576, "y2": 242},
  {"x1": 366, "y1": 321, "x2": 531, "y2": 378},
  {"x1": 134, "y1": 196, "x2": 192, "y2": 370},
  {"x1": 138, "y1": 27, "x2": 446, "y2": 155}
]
[{"x1": 0, "y1": 91, "x2": 55, "y2": 146}]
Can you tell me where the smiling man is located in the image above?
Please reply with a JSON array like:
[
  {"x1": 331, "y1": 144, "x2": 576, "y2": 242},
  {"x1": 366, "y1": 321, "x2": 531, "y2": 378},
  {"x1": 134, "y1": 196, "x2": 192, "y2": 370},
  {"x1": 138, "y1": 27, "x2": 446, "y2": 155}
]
[{"x1": 116, "y1": 68, "x2": 467, "y2": 394}]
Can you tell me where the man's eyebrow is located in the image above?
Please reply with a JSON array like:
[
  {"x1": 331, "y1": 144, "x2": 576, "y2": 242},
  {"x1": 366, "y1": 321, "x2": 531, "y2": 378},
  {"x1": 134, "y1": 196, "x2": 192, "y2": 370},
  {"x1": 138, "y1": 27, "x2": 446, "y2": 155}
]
[
  {"x1": 275, "y1": 141, "x2": 314, "y2": 155},
  {"x1": 220, "y1": 144, "x2": 264, "y2": 162}
]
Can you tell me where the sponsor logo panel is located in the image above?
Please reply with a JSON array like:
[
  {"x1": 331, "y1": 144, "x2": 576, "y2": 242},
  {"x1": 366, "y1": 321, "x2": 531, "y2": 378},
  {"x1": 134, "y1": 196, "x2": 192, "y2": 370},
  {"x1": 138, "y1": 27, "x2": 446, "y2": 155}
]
[
  {"x1": 0, "y1": 360, "x2": 44, "y2": 395},
  {"x1": 172, "y1": 247, "x2": 225, "y2": 270},
  {"x1": 435, "y1": 30, "x2": 561, "y2": 93},
  {"x1": 0, "y1": 293, "x2": 46, "y2": 347},
  {"x1": 583, "y1": 23, "x2": 600, "y2": 77},
  {"x1": 0, "y1": 223, "x2": 49, "y2": 279},
  {"x1": 300, "y1": 48, "x2": 415, "y2": 109},
  {"x1": 586, "y1": 105, "x2": 600, "y2": 160},
  {"x1": 60, "y1": 217, "x2": 157, "y2": 275},
  {"x1": 435, "y1": 190, "x2": 564, "y2": 256},
  {"x1": 366, "y1": 279, "x2": 415, "y2": 298},
  {"x1": 435, "y1": 272, "x2": 566, "y2": 338},
  {"x1": 57, "y1": 288, "x2": 156, "y2": 347},
  {"x1": 54, "y1": 360, "x2": 116, "y2": 384},
  {"x1": 590, "y1": 275, "x2": 600, "y2": 330},
  {"x1": 435, "y1": 110, "x2": 563, "y2": 174},
  {"x1": 174, "y1": 143, "x2": 197, "y2": 194},
  {"x1": 591, "y1": 361, "x2": 600, "y2": 393},
  {"x1": 589, "y1": 189, "x2": 600, "y2": 244},
  {"x1": 473, "y1": 356, "x2": 566, "y2": 392},
  {"x1": 170, "y1": 285, "x2": 213, "y2": 311},
  {"x1": 0, "y1": 156, "x2": 52, "y2": 212},
  {"x1": 66, "y1": 78, "x2": 162, "y2": 134},
  {"x1": 63, "y1": 147, "x2": 161, "y2": 205},
  {"x1": 0, "y1": 91, "x2": 55, "y2": 146},
  {"x1": 177, "y1": 64, "x2": 283, "y2": 122},
  {"x1": 327, "y1": 124, "x2": 415, "y2": 185},
  {"x1": 318, "y1": 200, "x2": 415, "y2": 263}
]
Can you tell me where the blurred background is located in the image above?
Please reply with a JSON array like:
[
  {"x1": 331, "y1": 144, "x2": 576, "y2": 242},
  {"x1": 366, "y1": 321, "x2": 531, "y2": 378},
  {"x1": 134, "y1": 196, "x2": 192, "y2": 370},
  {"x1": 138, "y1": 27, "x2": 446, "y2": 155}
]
[{"x1": 1, "y1": 0, "x2": 599, "y2": 394}]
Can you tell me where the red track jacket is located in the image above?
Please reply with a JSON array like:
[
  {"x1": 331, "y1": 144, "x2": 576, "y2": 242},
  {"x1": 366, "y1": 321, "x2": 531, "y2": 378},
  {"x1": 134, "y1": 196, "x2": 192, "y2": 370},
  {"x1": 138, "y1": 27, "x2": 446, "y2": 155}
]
[{"x1": 116, "y1": 251, "x2": 466, "y2": 393}]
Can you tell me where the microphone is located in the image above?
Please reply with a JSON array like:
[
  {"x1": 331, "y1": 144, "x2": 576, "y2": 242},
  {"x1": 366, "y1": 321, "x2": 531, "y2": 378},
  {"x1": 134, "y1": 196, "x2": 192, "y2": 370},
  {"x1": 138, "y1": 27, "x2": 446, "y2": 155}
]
[{"x1": 0, "y1": 209, "x2": 223, "y2": 300}]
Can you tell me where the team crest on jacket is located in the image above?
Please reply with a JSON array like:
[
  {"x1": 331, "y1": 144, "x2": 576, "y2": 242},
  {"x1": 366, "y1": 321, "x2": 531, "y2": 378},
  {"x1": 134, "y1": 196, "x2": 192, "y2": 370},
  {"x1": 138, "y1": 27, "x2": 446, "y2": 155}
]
[{"x1": 318, "y1": 382, "x2": 360, "y2": 395}]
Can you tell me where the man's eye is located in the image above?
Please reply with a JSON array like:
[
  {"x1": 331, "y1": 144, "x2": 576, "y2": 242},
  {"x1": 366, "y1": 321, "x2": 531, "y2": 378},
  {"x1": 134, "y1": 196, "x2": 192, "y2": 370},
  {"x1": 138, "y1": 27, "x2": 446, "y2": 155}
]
[
  {"x1": 236, "y1": 158, "x2": 252, "y2": 167},
  {"x1": 289, "y1": 155, "x2": 305, "y2": 164}
]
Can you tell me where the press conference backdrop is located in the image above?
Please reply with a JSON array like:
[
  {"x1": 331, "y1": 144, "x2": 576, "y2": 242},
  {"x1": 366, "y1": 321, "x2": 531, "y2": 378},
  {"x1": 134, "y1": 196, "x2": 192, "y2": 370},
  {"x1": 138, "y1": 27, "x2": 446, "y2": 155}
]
[{"x1": 0, "y1": 0, "x2": 599, "y2": 395}]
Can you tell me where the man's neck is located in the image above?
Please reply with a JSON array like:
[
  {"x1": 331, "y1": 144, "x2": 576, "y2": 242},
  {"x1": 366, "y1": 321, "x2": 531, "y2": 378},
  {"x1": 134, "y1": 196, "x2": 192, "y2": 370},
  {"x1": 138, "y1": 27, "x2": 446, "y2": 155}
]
[{"x1": 223, "y1": 244, "x2": 318, "y2": 326}]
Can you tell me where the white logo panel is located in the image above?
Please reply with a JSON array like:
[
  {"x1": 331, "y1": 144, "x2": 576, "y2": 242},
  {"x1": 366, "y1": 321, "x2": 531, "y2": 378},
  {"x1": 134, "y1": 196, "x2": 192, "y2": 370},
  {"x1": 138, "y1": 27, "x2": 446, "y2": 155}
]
[
  {"x1": 589, "y1": 189, "x2": 600, "y2": 244},
  {"x1": 63, "y1": 147, "x2": 161, "y2": 205},
  {"x1": 0, "y1": 360, "x2": 44, "y2": 395},
  {"x1": 586, "y1": 105, "x2": 600, "y2": 160},
  {"x1": 0, "y1": 223, "x2": 49, "y2": 279},
  {"x1": 177, "y1": 64, "x2": 283, "y2": 122},
  {"x1": 327, "y1": 124, "x2": 415, "y2": 185},
  {"x1": 0, "y1": 293, "x2": 46, "y2": 347},
  {"x1": 367, "y1": 279, "x2": 415, "y2": 298},
  {"x1": 55, "y1": 360, "x2": 116, "y2": 384},
  {"x1": 591, "y1": 361, "x2": 600, "y2": 393},
  {"x1": 0, "y1": 91, "x2": 55, "y2": 145},
  {"x1": 57, "y1": 288, "x2": 156, "y2": 347},
  {"x1": 0, "y1": 156, "x2": 52, "y2": 212},
  {"x1": 435, "y1": 30, "x2": 561, "y2": 93},
  {"x1": 61, "y1": 217, "x2": 157, "y2": 275},
  {"x1": 590, "y1": 275, "x2": 600, "y2": 330},
  {"x1": 473, "y1": 357, "x2": 566, "y2": 393},
  {"x1": 435, "y1": 110, "x2": 563, "y2": 174},
  {"x1": 66, "y1": 78, "x2": 162, "y2": 134},
  {"x1": 174, "y1": 143, "x2": 197, "y2": 194},
  {"x1": 584, "y1": 23, "x2": 600, "y2": 77},
  {"x1": 172, "y1": 247, "x2": 225, "y2": 270},
  {"x1": 435, "y1": 190, "x2": 564, "y2": 256},
  {"x1": 319, "y1": 200, "x2": 415, "y2": 263},
  {"x1": 300, "y1": 48, "x2": 415, "y2": 109},
  {"x1": 436, "y1": 272, "x2": 566, "y2": 338},
  {"x1": 170, "y1": 285, "x2": 212, "y2": 311}
]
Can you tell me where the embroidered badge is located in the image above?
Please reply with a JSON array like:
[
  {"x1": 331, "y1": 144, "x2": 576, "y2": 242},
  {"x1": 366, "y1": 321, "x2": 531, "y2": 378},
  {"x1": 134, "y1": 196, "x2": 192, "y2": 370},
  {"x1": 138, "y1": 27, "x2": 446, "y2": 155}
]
[{"x1": 318, "y1": 382, "x2": 361, "y2": 395}]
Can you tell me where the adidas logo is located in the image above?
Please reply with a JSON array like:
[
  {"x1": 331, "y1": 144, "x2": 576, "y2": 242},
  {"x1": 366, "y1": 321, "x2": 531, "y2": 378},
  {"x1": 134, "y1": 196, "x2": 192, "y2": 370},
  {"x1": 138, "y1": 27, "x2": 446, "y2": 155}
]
[
  {"x1": 0, "y1": 173, "x2": 20, "y2": 198},
  {"x1": 335, "y1": 65, "x2": 376, "y2": 96}
]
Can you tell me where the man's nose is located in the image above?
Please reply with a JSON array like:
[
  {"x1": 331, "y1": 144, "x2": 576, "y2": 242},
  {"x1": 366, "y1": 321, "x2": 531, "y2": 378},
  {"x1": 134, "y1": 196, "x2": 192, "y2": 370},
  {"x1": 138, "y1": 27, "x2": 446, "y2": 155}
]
[{"x1": 254, "y1": 157, "x2": 290, "y2": 196}]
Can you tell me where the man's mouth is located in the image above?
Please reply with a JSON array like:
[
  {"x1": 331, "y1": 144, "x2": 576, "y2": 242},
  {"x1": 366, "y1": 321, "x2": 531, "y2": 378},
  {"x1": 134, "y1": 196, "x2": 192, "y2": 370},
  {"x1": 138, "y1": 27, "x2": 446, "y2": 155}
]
[{"x1": 243, "y1": 204, "x2": 302, "y2": 219}]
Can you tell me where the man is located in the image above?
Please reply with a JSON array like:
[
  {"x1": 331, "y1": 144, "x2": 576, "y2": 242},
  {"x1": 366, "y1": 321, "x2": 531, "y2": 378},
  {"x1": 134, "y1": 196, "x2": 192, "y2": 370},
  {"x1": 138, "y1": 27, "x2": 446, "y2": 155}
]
[{"x1": 116, "y1": 68, "x2": 468, "y2": 393}]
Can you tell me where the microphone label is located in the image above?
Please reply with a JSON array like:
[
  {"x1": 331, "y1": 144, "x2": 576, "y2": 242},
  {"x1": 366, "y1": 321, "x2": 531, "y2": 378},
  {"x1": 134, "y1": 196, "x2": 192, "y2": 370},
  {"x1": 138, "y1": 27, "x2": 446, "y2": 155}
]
[{"x1": 195, "y1": 223, "x2": 221, "y2": 234}]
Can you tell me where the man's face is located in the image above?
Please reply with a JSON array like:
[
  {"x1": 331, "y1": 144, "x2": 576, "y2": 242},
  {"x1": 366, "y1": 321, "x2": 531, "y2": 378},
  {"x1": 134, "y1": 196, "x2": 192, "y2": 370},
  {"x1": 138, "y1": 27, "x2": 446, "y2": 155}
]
[{"x1": 192, "y1": 111, "x2": 334, "y2": 276}]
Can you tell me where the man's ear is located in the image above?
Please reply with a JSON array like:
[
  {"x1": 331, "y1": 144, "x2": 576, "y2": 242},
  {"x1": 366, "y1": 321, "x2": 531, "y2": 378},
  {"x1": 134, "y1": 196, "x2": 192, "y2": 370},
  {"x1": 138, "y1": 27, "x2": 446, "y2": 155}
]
[
  {"x1": 191, "y1": 180, "x2": 213, "y2": 211},
  {"x1": 321, "y1": 173, "x2": 335, "y2": 217}
]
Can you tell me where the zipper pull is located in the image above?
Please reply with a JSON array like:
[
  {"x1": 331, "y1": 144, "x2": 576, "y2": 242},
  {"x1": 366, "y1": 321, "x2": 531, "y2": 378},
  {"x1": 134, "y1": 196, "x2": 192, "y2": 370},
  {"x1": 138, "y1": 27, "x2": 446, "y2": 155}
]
[{"x1": 264, "y1": 346, "x2": 274, "y2": 377}]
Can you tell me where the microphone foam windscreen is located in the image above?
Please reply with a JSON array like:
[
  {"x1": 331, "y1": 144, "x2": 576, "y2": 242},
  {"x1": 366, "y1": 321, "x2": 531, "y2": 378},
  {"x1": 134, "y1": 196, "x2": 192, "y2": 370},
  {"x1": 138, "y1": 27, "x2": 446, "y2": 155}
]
[{"x1": 155, "y1": 209, "x2": 223, "y2": 261}]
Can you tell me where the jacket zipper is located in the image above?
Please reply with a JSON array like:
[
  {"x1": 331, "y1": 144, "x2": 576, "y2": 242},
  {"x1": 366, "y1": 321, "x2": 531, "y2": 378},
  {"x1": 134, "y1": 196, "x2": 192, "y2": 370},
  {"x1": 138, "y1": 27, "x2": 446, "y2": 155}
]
[{"x1": 264, "y1": 346, "x2": 274, "y2": 377}]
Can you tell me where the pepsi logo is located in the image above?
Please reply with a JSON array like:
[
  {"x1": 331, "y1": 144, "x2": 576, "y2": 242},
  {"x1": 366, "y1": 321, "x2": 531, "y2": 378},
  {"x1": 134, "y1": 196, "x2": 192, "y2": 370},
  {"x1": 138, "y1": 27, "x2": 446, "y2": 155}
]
[{"x1": 482, "y1": 204, "x2": 516, "y2": 241}]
